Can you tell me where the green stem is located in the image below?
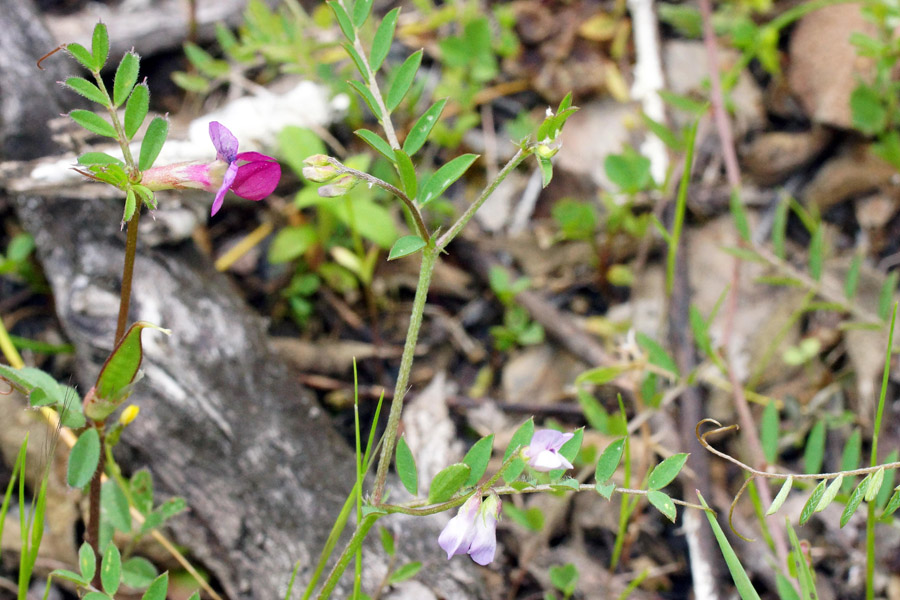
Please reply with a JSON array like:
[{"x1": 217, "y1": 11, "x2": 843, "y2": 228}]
[
  {"x1": 436, "y1": 148, "x2": 528, "y2": 251},
  {"x1": 371, "y1": 246, "x2": 437, "y2": 504},
  {"x1": 315, "y1": 515, "x2": 380, "y2": 600},
  {"x1": 866, "y1": 304, "x2": 896, "y2": 599},
  {"x1": 336, "y1": 0, "x2": 400, "y2": 149}
]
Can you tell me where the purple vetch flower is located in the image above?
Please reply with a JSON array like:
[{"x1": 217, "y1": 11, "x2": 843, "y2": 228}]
[
  {"x1": 438, "y1": 494, "x2": 501, "y2": 566},
  {"x1": 141, "y1": 121, "x2": 281, "y2": 216},
  {"x1": 523, "y1": 429, "x2": 574, "y2": 472}
]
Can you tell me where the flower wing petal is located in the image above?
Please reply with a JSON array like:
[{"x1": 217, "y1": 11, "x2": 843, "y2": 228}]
[
  {"x1": 209, "y1": 121, "x2": 238, "y2": 163},
  {"x1": 467, "y1": 514, "x2": 498, "y2": 566},
  {"x1": 211, "y1": 162, "x2": 239, "y2": 216},
  {"x1": 530, "y1": 450, "x2": 564, "y2": 471},
  {"x1": 438, "y1": 513, "x2": 476, "y2": 559},
  {"x1": 231, "y1": 160, "x2": 281, "y2": 201}
]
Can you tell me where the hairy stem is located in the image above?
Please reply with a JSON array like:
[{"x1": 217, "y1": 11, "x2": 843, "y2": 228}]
[
  {"x1": 372, "y1": 246, "x2": 437, "y2": 504},
  {"x1": 437, "y1": 148, "x2": 528, "y2": 251}
]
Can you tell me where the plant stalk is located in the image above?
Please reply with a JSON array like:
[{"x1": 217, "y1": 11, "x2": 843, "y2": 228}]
[{"x1": 371, "y1": 246, "x2": 437, "y2": 504}]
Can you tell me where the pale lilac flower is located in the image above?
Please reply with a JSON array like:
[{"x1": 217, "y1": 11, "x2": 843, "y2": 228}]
[
  {"x1": 438, "y1": 494, "x2": 501, "y2": 566},
  {"x1": 523, "y1": 429, "x2": 574, "y2": 472},
  {"x1": 141, "y1": 121, "x2": 281, "y2": 216}
]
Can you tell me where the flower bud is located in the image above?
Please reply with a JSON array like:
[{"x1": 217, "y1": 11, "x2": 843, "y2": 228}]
[
  {"x1": 302, "y1": 154, "x2": 341, "y2": 183},
  {"x1": 318, "y1": 174, "x2": 359, "y2": 197},
  {"x1": 119, "y1": 404, "x2": 140, "y2": 426},
  {"x1": 536, "y1": 140, "x2": 561, "y2": 159}
]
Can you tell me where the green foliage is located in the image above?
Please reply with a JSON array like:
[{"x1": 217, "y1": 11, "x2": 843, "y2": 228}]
[
  {"x1": 67, "y1": 428, "x2": 101, "y2": 489},
  {"x1": 503, "y1": 504, "x2": 544, "y2": 532},
  {"x1": 427, "y1": 464, "x2": 471, "y2": 503},
  {"x1": 395, "y1": 436, "x2": 418, "y2": 496},
  {"x1": 462, "y1": 435, "x2": 494, "y2": 487},
  {"x1": 548, "y1": 563, "x2": 579, "y2": 599}
]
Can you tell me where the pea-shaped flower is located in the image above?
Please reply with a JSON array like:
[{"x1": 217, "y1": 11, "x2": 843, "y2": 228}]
[
  {"x1": 141, "y1": 121, "x2": 281, "y2": 216},
  {"x1": 438, "y1": 494, "x2": 501, "y2": 566},
  {"x1": 523, "y1": 429, "x2": 574, "y2": 472}
]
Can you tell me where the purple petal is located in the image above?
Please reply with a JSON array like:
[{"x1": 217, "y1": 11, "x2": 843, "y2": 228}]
[
  {"x1": 467, "y1": 514, "x2": 498, "y2": 565},
  {"x1": 211, "y1": 162, "x2": 239, "y2": 216},
  {"x1": 209, "y1": 121, "x2": 238, "y2": 163},
  {"x1": 438, "y1": 513, "x2": 476, "y2": 559},
  {"x1": 231, "y1": 160, "x2": 281, "y2": 201},
  {"x1": 529, "y1": 430, "x2": 573, "y2": 453}
]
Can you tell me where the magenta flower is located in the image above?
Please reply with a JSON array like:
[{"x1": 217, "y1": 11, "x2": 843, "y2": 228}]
[
  {"x1": 141, "y1": 121, "x2": 280, "y2": 216},
  {"x1": 207, "y1": 121, "x2": 280, "y2": 216},
  {"x1": 523, "y1": 430, "x2": 574, "y2": 472},
  {"x1": 438, "y1": 494, "x2": 501, "y2": 566}
]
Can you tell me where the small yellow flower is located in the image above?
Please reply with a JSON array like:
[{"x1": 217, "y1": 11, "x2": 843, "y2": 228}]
[{"x1": 119, "y1": 404, "x2": 140, "y2": 426}]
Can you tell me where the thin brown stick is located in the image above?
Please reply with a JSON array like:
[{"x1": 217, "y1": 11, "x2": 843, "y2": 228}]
[{"x1": 697, "y1": 0, "x2": 789, "y2": 569}]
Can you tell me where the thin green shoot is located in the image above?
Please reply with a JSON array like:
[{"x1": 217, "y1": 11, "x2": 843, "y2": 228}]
[
  {"x1": 666, "y1": 117, "x2": 699, "y2": 296},
  {"x1": 698, "y1": 492, "x2": 762, "y2": 600},
  {"x1": 866, "y1": 303, "x2": 896, "y2": 599}
]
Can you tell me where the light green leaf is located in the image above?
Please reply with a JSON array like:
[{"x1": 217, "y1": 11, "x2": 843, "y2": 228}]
[
  {"x1": 635, "y1": 332, "x2": 679, "y2": 376},
  {"x1": 353, "y1": 0, "x2": 373, "y2": 27},
  {"x1": 386, "y1": 50, "x2": 423, "y2": 112},
  {"x1": 113, "y1": 52, "x2": 140, "y2": 107},
  {"x1": 395, "y1": 436, "x2": 417, "y2": 496},
  {"x1": 394, "y1": 149, "x2": 417, "y2": 199},
  {"x1": 594, "y1": 438, "x2": 625, "y2": 484},
  {"x1": 268, "y1": 225, "x2": 317, "y2": 264},
  {"x1": 647, "y1": 453, "x2": 689, "y2": 490},
  {"x1": 66, "y1": 42, "x2": 96, "y2": 71},
  {"x1": 124, "y1": 83, "x2": 149, "y2": 140},
  {"x1": 92, "y1": 22, "x2": 109, "y2": 70},
  {"x1": 502, "y1": 418, "x2": 534, "y2": 483},
  {"x1": 799, "y1": 480, "x2": 826, "y2": 525},
  {"x1": 69, "y1": 110, "x2": 117, "y2": 138},
  {"x1": 94, "y1": 321, "x2": 170, "y2": 405},
  {"x1": 65, "y1": 77, "x2": 108, "y2": 105},
  {"x1": 842, "y1": 475, "x2": 870, "y2": 527},
  {"x1": 403, "y1": 98, "x2": 447, "y2": 156},
  {"x1": 595, "y1": 481, "x2": 616, "y2": 499},
  {"x1": 815, "y1": 475, "x2": 843, "y2": 512},
  {"x1": 355, "y1": 129, "x2": 395, "y2": 162},
  {"x1": 380, "y1": 526, "x2": 395, "y2": 557},
  {"x1": 102, "y1": 479, "x2": 131, "y2": 533},
  {"x1": 328, "y1": 0, "x2": 356, "y2": 41},
  {"x1": 68, "y1": 428, "x2": 101, "y2": 489},
  {"x1": 647, "y1": 490, "x2": 676, "y2": 522},
  {"x1": 101, "y1": 543, "x2": 122, "y2": 595},
  {"x1": 462, "y1": 435, "x2": 493, "y2": 487},
  {"x1": 427, "y1": 463, "x2": 471, "y2": 504},
  {"x1": 388, "y1": 235, "x2": 426, "y2": 260},
  {"x1": 79, "y1": 542, "x2": 96, "y2": 582},
  {"x1": 138, "y1": 116, "x2": 169, "y2": 171},
  {"x1": 803, "y1": 421, "x2": 825, "y2": 474},
  {"x1": 141, "y1": 573, "x2": 168, "y2": 600},
  {"x1": 121, "y1": 556, "x2": 158, "y2": 589},
  {"x1": 503, "y1": 504, "x2": 544, "y2": 531},
  {"x1": 766, "y1": 476, "x2": 792, "y2": 516},
  {"x1": 78, "y1": 152, "x2": 123, "y2": 166},
  {"x1": 370, "y1": 8, "x2": 400, "y2": 72},
  {"x1": 387, "y1": 562, "x2": 422, "y2": 584},
  {"x1": 865, "y1": 467, "x2": 885, "y2": 503},
  {"x1": 418, "y1": 154, "x2": 479, "y2": 206}
]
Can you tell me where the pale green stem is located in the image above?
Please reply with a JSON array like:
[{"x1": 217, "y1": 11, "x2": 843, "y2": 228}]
[
  {"x1": 372, "y1": 246, "x2": 437, "y2": 504},
  {"x1": 314, "y1": 515, "x2": 380, "y2": 600},
  {"x1": 867, "y1": 304, "x2": 896, "y2": 600},
  {"x1": 337, "y1": 0, "x2": 400, "y2": 149},
  {"x1": 436, "y1": 148, "x2": 528, "y2": 251}
]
